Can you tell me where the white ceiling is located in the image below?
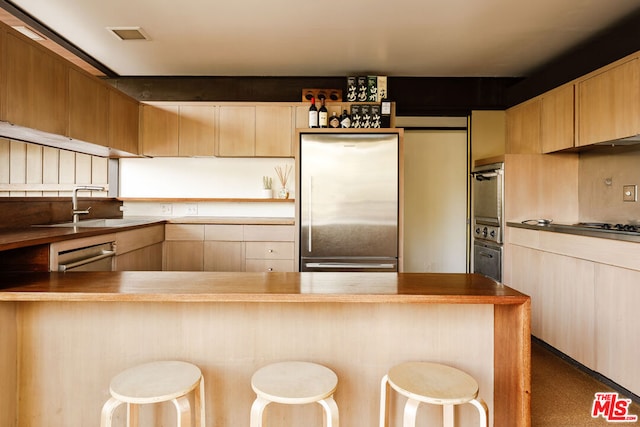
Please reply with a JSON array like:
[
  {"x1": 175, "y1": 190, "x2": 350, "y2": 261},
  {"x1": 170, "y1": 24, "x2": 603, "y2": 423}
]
[{"x1": 8, "y1": 0, "x2": 640, "y2": 77}]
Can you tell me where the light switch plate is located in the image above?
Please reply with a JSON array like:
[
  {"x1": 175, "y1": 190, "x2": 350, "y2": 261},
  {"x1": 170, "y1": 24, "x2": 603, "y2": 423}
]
[
  {"x1": 160, "y1": 204, "x2": 173, "y2": 215},
  {"x1": 623, "y1": 185, "x2": 637, "y2": 202}
]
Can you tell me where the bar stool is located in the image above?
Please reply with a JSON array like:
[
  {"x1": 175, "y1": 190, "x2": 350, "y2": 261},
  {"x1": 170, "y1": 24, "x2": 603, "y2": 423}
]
[
  {"x1": 250, "y1": 361, "x2": 339, "y2": 427},
  {"x1": 100, "y1": 360, "x2": 205, "y2": 427},
  {"x1": 379, "y1": 361, "x2": 488, "y2": 427}
]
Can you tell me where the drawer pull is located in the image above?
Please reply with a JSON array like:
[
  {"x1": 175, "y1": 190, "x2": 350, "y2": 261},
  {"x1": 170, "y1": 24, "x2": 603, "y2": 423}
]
[{"x1": 268, "y1": 249, "x2": 274, "y2": 253}]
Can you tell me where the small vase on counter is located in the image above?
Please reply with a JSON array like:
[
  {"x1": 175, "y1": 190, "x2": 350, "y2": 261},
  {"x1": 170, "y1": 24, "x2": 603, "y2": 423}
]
[{"x1": 278, "y1": 187, "x2": 289, "y2": 199}]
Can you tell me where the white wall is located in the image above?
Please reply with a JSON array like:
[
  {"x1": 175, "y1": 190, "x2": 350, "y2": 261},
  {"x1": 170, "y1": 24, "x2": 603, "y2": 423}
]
[{"x1": 119, "y1": 157, "x2": 295, "y2": 217}]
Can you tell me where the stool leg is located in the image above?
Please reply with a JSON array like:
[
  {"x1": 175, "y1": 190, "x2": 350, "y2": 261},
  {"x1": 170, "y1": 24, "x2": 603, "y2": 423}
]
[
  {"x1": 127, "y1": 403, "x2": 139, "y2": 427},
  {"x1": 379, "y1": 374, "x2": 390, "y2": 427},
  {"x1": 403, "y1": 398, "x2": 420, "y2": 427},
  {"x1": 443, "y1": 404, "x2": 454, "y2": 427},
  {"x1": 250, "y1": 395, "x2": 271, "y2": 427},
  {"x1": 318, "y1": 395, "x2": 339, "y2": 427},
  {"x1": 196, "y1": 375, "x2": 206, "y2": 427},
  {"x1": 100, "y1": 397, "x2": 124, "y2": 427},
  {"x1": 469, "y1": 398, "x2": 489, "y2": 427},
  {"x1": 173, "y1": 396, "x2": 192, "y2": 427}
]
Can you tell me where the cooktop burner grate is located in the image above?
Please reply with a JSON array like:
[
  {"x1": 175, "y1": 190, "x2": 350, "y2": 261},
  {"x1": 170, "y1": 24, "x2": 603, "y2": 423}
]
[{"x1": 576, "y1": 222, "x2": 640, "y2": 232}]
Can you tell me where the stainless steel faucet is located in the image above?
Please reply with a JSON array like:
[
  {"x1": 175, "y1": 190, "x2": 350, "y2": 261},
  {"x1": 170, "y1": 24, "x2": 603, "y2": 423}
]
[{"x1": 72, "y1": 186, "x2": 105, "y2": 223}]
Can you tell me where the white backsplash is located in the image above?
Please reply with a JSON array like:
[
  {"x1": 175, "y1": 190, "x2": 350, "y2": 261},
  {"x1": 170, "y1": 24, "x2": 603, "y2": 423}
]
[{"x1": 119, "y1": 157, "x2": 295, "y2": 217}]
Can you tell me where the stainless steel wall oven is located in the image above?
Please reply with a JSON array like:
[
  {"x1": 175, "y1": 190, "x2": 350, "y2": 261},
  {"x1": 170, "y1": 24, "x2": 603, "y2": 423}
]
[{"x1": 471, "y1": 162, "x2": 504, "y2": 282}]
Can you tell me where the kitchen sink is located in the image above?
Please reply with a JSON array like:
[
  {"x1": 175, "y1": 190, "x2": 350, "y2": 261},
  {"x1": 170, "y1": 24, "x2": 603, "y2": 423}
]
[{"x1": 33, "y1": 218, "x2": 156, "y2": 228}]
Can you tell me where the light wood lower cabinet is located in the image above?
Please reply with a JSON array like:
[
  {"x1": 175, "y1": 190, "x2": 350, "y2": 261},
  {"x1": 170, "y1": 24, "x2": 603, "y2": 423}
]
[
  {"x1": 165, "y1": 223, "x2": 295, "y2": 272},
  {"x1": 203, "y1": 224, "x2": 243, "y2": 271},
  {"x1": 114, "y1": 225, "x2": 164, "y2": 271},
  {"x1": 164, "y1": 224, "x2": 204, "y2": 271},
  {"x1": 594, "y1": 264, "x2": 640, "y2": 394},
  {"x1": 506, "y1": 227, "x2": 639, "y2": 394}
]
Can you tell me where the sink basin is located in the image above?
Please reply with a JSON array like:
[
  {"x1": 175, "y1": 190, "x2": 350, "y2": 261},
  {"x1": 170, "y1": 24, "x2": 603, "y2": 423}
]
[{"x1": 33, "y1": 218, "x2": 155, "y2": 228}]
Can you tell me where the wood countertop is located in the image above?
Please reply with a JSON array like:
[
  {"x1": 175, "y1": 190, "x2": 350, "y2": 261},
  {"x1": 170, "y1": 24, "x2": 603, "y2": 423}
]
[
  {"x1": 0, "y1": 272, "x2": 528, "y2": 304},
  {"x1": 0, "y1": 217, "x2": 295, "y2": 252}
]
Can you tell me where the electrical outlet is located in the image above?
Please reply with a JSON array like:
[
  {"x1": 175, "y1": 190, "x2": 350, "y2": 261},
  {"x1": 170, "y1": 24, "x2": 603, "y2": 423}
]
[
  {"x1": 186, "y1": 203, "x2": 198, "y2": 215},
  {"x1": 623, "y1": 185, "x2": 637, "y2": 202},
  {"x1": 160, "y1": 204, "x2": 173, "y2": 215}
]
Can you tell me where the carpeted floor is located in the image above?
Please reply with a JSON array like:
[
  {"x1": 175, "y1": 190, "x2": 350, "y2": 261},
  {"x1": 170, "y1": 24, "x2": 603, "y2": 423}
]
[{"x1": 532, "y1": 339, "x2": 640, "y2": 426}]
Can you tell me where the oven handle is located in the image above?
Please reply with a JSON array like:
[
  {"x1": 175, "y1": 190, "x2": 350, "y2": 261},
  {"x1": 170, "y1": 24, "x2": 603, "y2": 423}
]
[
  {"x1": 58, "y1": 250, "x2": 115, "y2": 272},
  {"x1": 472, "y1": 172, "x2": 498, "y2": 181},
  {"x1": 477, "y1": 251, "x2": 494, "y2": 259}
]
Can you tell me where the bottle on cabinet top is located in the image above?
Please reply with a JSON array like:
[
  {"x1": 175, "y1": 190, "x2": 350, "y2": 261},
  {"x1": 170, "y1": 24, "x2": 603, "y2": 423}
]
[
  {"x1": 308, "y1": 97, "x2": 318, "y2": 128},
  {"x1": 318, "y1": 97, "x2": 328, "y2": 128},
  {"x1": 329, "y1": 112, "x2": 340, "y2": 128},
  {"x1": 340, "y1": 110, "x2": 351, "y2": 128}
]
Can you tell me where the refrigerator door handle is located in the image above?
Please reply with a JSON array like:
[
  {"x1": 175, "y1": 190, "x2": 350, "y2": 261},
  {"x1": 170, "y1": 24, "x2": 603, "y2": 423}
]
[
  {"x1": 305, "y1": 262, "x2": 396, "y2": 269},
  {"x1": 307, "y1": 176, "x2": 313, "y2": 253}
]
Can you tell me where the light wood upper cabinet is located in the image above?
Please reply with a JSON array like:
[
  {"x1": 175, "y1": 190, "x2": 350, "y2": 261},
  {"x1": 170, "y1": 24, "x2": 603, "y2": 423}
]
[
  {"x1": 506, "y1": 98, "x2": 541, "y2": 154},
  {"x1": 68, "y1": 68, "x2": 109, "y2": 147},
  {"x1": 577, "y1": 58, "x2": 640, "y2": 146},
  {"x1": 540, "y1": 84, "x2": 575, "y2": 153},
  {"x1": 216, "y1": 106, "x2": 256, "y2": 157},
  {"x1": 217, "y1": 105, "x2": 294, "y2": 157},
  {"x1": 140, "y1": 104, "x2": 216, "y2": 157},
  {"x1": 178, "y1": 105, "x2": 216, "y2": 156},
  {"x1": 255, "y1": 105, "x2": 293, "y2": 157},
  {"x1": 4, "y1": 31, "x2": 68, "y2": 136},
  {"x1": 108, "y1": 88, "x2": 139, "y2": 154},
  {"x1": 140, "y1": 104, "x2": 179, "y2": 156}
]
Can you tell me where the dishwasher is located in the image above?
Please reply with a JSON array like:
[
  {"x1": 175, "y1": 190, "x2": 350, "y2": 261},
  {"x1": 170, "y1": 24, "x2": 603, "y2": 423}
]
[{"x1": 50, "y1": 234, "x2": 117, "y2": 272}]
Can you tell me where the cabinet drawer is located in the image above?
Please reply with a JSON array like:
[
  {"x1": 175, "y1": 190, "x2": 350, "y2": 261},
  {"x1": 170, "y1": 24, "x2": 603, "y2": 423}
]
[
  {"x1": 243, "y1": 225, "x2": 295, "y2": 241},
  {"x1": 245, "y1": 259, "x2": 294, "y2": 272},
  {"x1": 204, "y1": 224, "x2": 243, "y2": 241},
  {"x1": 165, "y1": 224, "x2": 204, "y2": 240},
  {"x1": 245, "y1": 242, "x2": 294, "y2": 259}
]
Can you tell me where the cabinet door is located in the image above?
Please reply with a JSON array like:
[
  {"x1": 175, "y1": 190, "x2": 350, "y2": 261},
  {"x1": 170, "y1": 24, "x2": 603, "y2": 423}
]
[
  {"x1": 595, "y1": 264, "x2": 640, "y2": 394},
  {"x1": 245, "y1": 259, "x2": 294, "y2": 272},
  {"x1": 577, "y1": 58, "x2": 640, "y2": 146},
  {"x1": 541, "y1": 84, "x2": 574, "y2": 153},
  {"x1": 217, "y1": 106, "x2": 255, "y2": 156},
  {"x1": 109, "y1": 89, "x2": 139, "y2": 154},
  {"x1": 255, "y1": 106, "x2": 293, "y2": 157},
  {"x1": 505, "y1": 98, "x2": 541, "y2": 154},
  {"x1": 245, "y1": 241, "x2": 294, "y2": 259},
  {"x1": 203, "y1": 241, "x2": 244, "y2": 271},
  {"x1": 140, "y1": 104, "x2": 179, "y2": 156},
  {"x1": 69, "y1": 68, "x2": 108, "y2": 146},
  {"x1": 5, "y1": 32, "x2": 68, "y2": 135},
  {"x1": 164, "y1": 241, "x2": 203, "y2": 271},
  {"x1": 179, "y1": 105, "x2": 216, "y2": 156}
]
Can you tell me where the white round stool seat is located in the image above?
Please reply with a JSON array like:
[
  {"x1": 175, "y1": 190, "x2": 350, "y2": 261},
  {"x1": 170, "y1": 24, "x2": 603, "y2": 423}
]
[
  {"x1": 110, "y1": 360, "x2": 202, "y2": 404},
  {"x1": 100, "y1": 360, "x2": 205, "y2": 427},
  {"x1": 387, "y1": 362, "x2": 479, "y2": 405},
  {"x1": 250, "y1": 361, "x2": 339, "y2": 426},
  {"x1": 380, "y1": 362, "x2": 488, "y2": 427}
]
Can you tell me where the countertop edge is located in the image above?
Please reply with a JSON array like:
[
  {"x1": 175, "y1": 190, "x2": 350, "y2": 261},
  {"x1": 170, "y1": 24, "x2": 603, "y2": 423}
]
[{"x1": 507, "y1": 221, "x2": 640, "y2": 243}]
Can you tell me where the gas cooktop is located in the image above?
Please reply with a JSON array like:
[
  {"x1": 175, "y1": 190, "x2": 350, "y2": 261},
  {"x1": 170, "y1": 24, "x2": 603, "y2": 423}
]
[{"x1": 574, "y1": 222, "x2": 640, "y2": 233}]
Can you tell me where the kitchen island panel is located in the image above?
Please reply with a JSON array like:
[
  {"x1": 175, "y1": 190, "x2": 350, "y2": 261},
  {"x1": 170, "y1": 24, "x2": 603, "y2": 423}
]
[
  {"x1": 0, "y1": 303, "x2": 17, "y2": 427},
  {"x1": 16, "y1": 301, "x2": 494, "y2": 427}
]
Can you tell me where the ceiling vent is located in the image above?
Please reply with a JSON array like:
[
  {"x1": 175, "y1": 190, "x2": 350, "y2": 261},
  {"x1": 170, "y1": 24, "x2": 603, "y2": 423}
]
[{"x1": 107, "y1": 27, "x2": 150, "y2": 41}]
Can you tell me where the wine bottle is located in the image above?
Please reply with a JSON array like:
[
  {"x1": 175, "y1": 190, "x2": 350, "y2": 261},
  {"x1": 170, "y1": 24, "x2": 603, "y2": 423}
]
[
  {"x1": 340, "y1": 109, "x2": 351, "y2": 128},
  {"x1": 329, "y1": 112, "x2": 340, "y2": 128},
  {"x1": 308, "y1": 97, "x2": 318, "y2": 128},
  {"x1": 318, "y1": 97, "x2": 328, "y2": 128}
]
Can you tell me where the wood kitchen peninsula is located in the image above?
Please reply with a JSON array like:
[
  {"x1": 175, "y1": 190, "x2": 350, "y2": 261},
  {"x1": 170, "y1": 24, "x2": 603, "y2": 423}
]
[{"x1": 0, "y1": 272, "x2": 530, "y2": 427}]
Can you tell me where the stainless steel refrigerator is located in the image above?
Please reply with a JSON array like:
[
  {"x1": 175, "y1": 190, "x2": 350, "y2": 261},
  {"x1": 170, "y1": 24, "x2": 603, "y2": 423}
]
[{"x1": 299, "y1": 131, "x2": 399, "y2": 272}]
